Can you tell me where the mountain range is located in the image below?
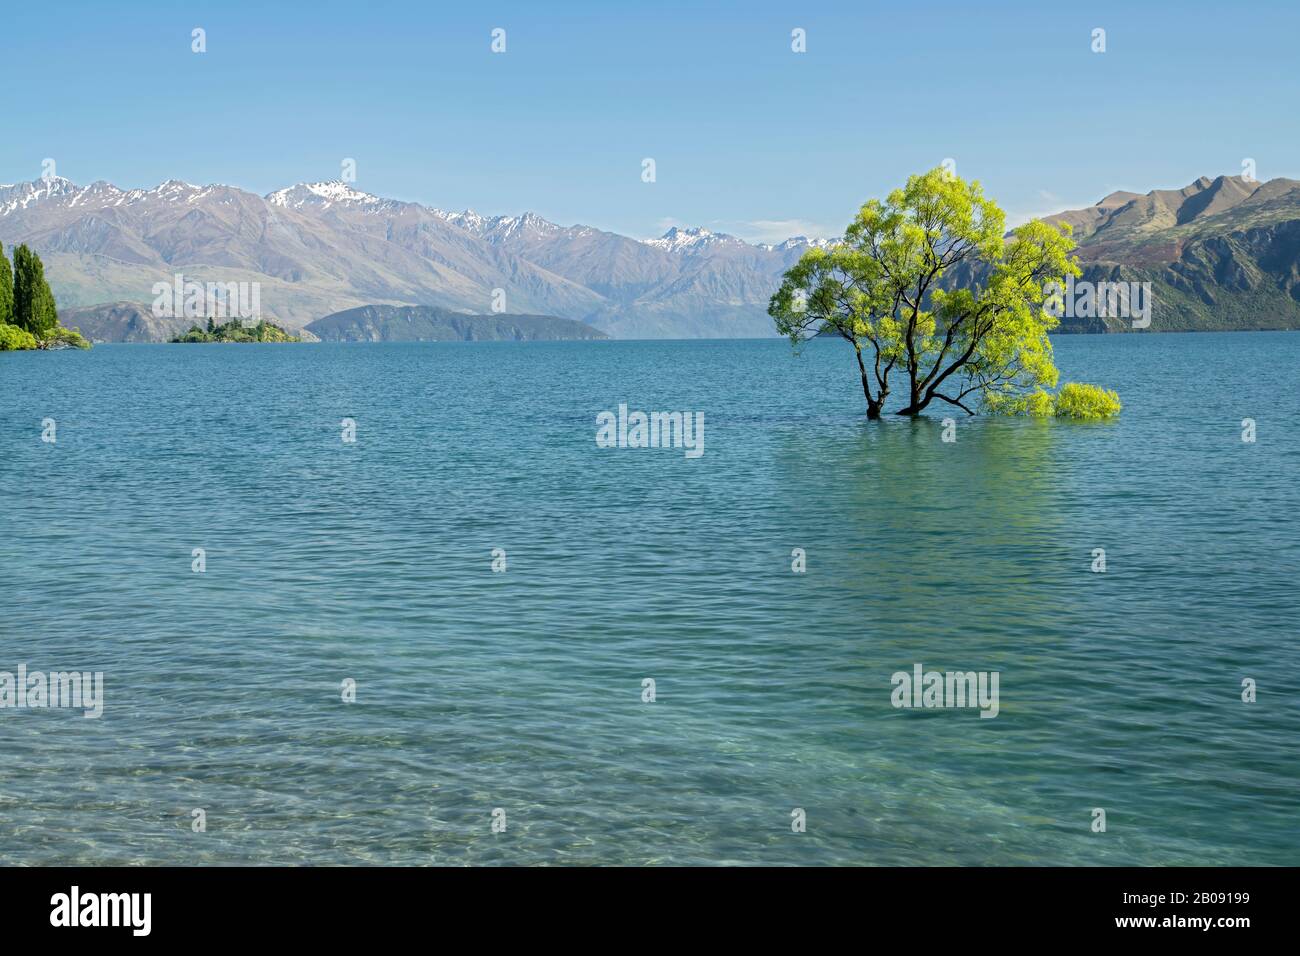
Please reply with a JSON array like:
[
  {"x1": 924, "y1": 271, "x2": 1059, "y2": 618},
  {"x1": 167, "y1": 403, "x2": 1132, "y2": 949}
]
[
  {"x1": 0, "y1": 177, "x2": 821, "y2": 340},
  {"x1": 1040, "y1": 174, "x2": 1300, "y2": 332},
  {"x1": 3, "y1": 173, "x2": 1300, "y2": 341}
]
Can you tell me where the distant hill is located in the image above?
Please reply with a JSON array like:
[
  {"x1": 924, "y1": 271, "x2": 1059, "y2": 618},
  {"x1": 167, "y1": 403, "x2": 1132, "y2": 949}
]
[
  {"x1": 1037, "y1": 175, "x2": 1300, "y2": 332},
  {"x1": 57, "y1": 302, "x2": 191, "y2": 343},
  {"x1": 305, "y1": 304, "x2": 608, "y2": 342}
]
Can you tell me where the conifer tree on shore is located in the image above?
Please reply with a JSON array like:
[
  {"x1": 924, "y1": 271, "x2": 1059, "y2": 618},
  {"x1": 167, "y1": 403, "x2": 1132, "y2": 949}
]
[
  {"x1": 12, "y1": 243, "x2": 59, "y2": 336},
  {"x1": 0, "y1": 240, "x2": 13, "y2": 325},
  {"x1": 0, "y1": 242, "x2": 89, "y2": 350}
]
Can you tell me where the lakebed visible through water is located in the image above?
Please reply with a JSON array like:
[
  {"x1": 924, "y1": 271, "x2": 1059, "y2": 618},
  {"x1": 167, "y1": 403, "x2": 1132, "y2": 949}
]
[{"x1": 1, "y1": 333, "x2": 1296, "y2": 864}]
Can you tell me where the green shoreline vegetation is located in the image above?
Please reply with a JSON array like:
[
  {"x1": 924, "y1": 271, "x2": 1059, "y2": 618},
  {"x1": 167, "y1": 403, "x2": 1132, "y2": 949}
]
[
  {"x1": 171, "y1": 316, "x2": 301, "y2": 343},
  {"x1": 0, "y1": 241, "x2": 90, "y2": 350}
]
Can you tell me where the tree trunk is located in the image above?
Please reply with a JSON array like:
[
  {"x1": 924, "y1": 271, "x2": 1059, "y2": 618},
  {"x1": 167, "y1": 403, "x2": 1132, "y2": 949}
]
[
  {"x1": 855, "y1": 346, "x2": 885, "y2": 420},
  {"x1": 901, "y1": 377, "x2": 925, "y2": 415},
  {"x1": 895, "y1": 395, "x2": 931, "y2": 416}
]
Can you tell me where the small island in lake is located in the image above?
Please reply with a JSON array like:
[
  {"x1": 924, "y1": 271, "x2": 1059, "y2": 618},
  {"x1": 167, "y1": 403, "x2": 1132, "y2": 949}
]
[{"x1": 171, "y1": 317, "x2": 301, "y2": 343}]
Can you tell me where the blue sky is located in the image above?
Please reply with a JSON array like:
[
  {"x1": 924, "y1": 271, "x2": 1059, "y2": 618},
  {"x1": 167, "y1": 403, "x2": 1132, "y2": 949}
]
[{"x1": 4, "y1": 0, "x2": 1298, "y2": 242}]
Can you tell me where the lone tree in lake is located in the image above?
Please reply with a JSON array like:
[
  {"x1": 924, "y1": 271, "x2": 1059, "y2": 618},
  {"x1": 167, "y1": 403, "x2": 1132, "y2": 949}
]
[{"x1": 769, "y1": 168, "x2": 1118, "y2": 419}]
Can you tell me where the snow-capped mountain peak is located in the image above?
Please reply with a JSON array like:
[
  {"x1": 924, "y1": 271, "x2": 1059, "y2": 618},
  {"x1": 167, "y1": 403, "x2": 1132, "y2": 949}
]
[
  {"x1": 642, "y1": 225, "x2": 746, "y2": 253},
  {"x1": 489, "y1": 211, "x2": 563, "y2": 240},
  {"x1": 433, "y1": 208, "x2": 489, "y2": 232},
  {"x1": 0, "y1": 176, "x2": 83, "y2": 216},
  {"x1": 768, "y1": 235, "x2": 837, "y2": 252},
  {"x1": 432, "y1": 208, "x2": 565, "y2": 243},
  {"x1": 266, "y1": 180, "x2": 389, "y2": 209}
]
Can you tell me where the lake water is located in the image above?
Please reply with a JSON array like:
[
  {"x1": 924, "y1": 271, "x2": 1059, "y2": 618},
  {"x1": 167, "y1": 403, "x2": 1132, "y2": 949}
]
[{"x1": 1, "y1": 333, "x2": 1296, "y2": 865}]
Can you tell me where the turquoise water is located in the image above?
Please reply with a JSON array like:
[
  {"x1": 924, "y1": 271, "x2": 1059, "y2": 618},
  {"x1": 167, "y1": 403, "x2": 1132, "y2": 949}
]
[{"x1": 1, "y1": 333, "x2": 1297, "y2": 865}]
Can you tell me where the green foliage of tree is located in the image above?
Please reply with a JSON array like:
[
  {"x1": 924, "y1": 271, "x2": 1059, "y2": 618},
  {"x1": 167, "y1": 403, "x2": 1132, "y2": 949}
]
[
  {"x1": 985, "y1": 388, "x2": 1054, "y2": 417},
  {"x1": 11, "y1": 243, "x2": 58, "y2": 336},
  {"x1": 987, "y1": 382, "x2": 1121, "y2": 419},
  {"x1": 1052, "y1": 382, "x2": 1122, "y2": 419},
  {"x1": 769, "y1": 167, "x2": 1116, "y2": 419},
  {"x1": 0, "y1": 322, "x2": 38, "y2": 350},
  {"x1": 37, "y1": 325, "x2": 92, "y2": 350},
  {"x1": 34, "y1": 278, "x2": 58, "y2": 336},
  {"x1": 0, "y1": 241, "x2": 14, "y2": 326},
  {"x1": 10, "y1": 244, "x2": 34, "y2": 331}
]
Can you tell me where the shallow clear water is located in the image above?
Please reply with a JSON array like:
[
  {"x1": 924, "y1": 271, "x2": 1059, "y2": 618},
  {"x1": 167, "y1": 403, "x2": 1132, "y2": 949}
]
[{"x1": 1, "y1": 333, "x2": 1297, "y2": 865}]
